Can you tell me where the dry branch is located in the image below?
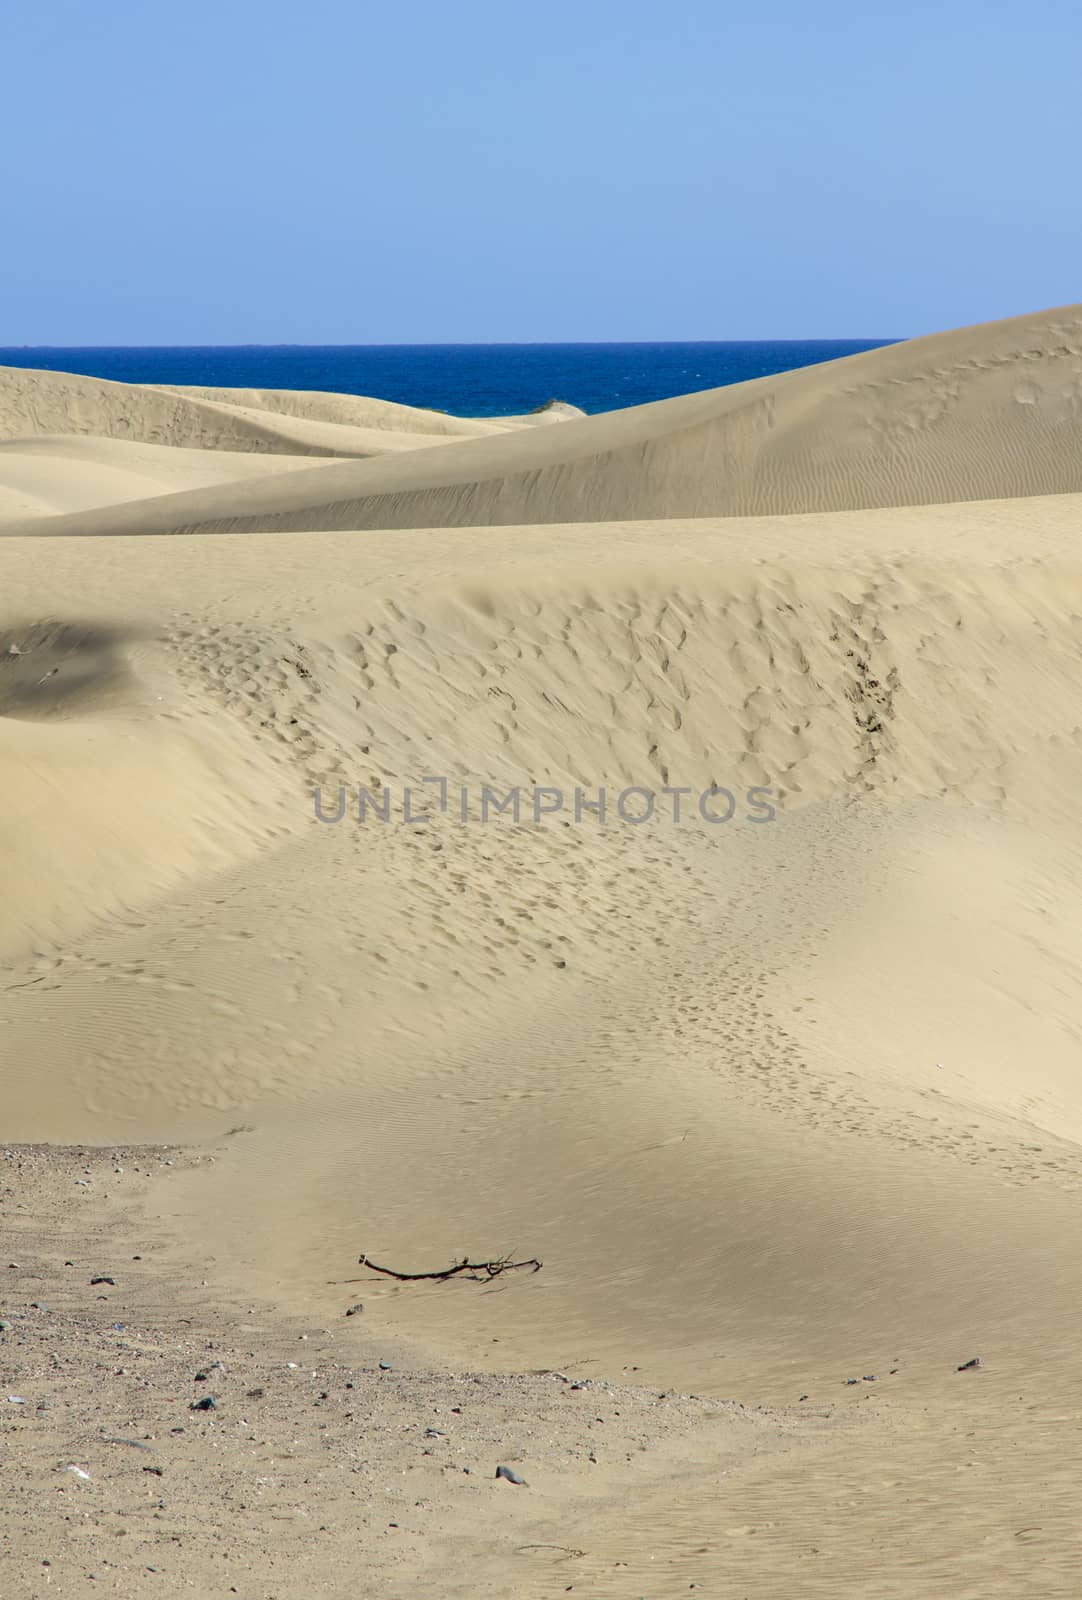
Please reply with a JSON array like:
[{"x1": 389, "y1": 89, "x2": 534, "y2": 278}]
[{"x1": 358, "y1": 1251, "x2": 542, "y2": 1283}]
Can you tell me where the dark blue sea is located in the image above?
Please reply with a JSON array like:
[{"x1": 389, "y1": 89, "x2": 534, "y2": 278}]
[{"x1": 0, "y1": 342, "x2": 894, "y2": 419}]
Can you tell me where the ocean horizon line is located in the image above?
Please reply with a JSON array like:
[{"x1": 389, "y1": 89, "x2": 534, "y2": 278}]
[{"x1": 1, "y1": 336, "x2": 902, "y2": 351}]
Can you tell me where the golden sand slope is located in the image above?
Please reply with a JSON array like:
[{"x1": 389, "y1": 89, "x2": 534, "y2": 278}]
[
  {"x1": 0, "y1": 366, "x2": 579, "y2": 469},
  {"x1": 6, "y1": 501, "x2": 1082, "y2": 1596},
  {"x1": 6, "y1": 302, "x2": 1080, "y2": 540},
  {"x1": 6, "y1": 315, "x2": 1082, "y2": 1596},
  {"x1": 0, "y1": 435, "x2": 324, "y2": 524},
  {"x1": 154, "y1": 383, "x2": 585, "y2": 433}
]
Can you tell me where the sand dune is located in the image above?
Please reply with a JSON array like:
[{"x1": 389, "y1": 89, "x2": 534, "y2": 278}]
[
  {"x1": 0, "y1": 434, "x2": 323, "y2": 523},
  {"x1": 5, "y1": 311, "x2": 1082, "y2": 1597},
  {"x1": 5, "y1": 302, "x2": 1080, "y2": 541},
  {"x1": 0, "y1": 364, "x2": 558, "y2": 467},
  {"x1": 0, "y1": 370, "x2": 587, "y2": 527},
  {"x1": 154, "y1": 382, "x2": 585, "y2": 433}
]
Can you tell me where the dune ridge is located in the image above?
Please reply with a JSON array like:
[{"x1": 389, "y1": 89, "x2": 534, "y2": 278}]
[
  {"x1": 0, "y1": 434, "x2": 321, "y2": 524},
  {"x1": 5, "y1": 302, "x2": 1080, "y2": 540},
  {"x1": 153, "y1": 383, "x2": 585, "y2": 433},
  {"x1": 0, "y1": 365, "x2": 581, "y2": 480}
]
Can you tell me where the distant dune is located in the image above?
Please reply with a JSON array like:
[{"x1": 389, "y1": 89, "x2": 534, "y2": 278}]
[
  {"x1": 154, "y1": 383, "x2": 585, "y2": 434},
  {"x1": 0, "y1": 365, "x2": 583, "y2": 477},
  {"x1": 0, "y1": 434, "x2": 318, "y2": 524},
  {"x1": 4, "y1": 302, "x2": 1079, "y2": 539}
]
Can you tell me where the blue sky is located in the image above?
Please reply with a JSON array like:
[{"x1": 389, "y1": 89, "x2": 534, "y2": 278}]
[{"x1": 1, "y1": 0, "x2": 1078, "y2": 343}]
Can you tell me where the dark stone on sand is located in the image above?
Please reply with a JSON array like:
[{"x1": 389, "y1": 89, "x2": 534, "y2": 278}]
[{"x1": 495, "y1": 1465, "x2": 528, "y2": 1486}]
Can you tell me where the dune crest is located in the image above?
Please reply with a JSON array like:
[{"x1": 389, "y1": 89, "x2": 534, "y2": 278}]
[
  {"x1": 4, "y1": 302, "x2": 1080, "y2": 539},
  {"x1": 0, "y1": 365, "x2": 578, "y2": 474}
]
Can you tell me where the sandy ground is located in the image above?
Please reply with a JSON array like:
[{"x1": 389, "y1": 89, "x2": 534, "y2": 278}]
[
  {"x1": 6, "y1": 1144, "x2": 817, "y2": 1599},
  {"x1": 4, "y1": 307, "x2": 1082, "y2": 1595}
]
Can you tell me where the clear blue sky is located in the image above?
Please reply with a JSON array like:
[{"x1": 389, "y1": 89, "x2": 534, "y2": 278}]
[{"x1": 1, "y1": 0, "x2": 1078, "y2": 344}]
